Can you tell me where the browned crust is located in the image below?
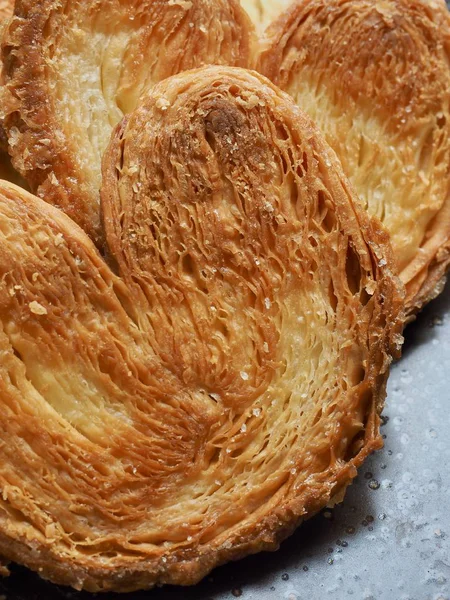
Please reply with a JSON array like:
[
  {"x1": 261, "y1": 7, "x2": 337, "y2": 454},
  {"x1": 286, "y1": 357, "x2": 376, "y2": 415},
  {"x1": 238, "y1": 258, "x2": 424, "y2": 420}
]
[
  {"x1": 0, "y1": 0, "x2": 256, "y2": 245},
  {"x1": 0, "y1": 66, "x2": 404, "y2": 592},
  {"x1": 257, "y1": 0, "x2": 450, "y2": 317}
]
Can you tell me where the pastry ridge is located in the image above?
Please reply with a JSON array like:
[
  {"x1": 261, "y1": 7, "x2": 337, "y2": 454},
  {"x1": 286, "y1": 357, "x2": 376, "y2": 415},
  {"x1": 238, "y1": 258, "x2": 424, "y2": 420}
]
[
  {"x1": 1, "y1": 0, "x2": 255, "y2": 244},
  {"x1": 0, "y1": 66, "x2": 403, "y2": 592},
  {"x1": 257, "y1": 0, "x2": 450, "y2": 316}
]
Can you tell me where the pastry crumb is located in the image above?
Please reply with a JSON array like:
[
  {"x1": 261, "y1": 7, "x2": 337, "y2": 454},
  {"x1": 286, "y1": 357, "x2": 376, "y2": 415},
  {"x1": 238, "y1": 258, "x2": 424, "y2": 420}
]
[
  {"x1": 54, "y1": 233, "x2": 64, "y2": 247},
  {"x1": 29, "y1": 301, "x2": 48, "y2": 315},
  {"x1": 155, "y1": 96, "x2": 171, "y2": 111}
]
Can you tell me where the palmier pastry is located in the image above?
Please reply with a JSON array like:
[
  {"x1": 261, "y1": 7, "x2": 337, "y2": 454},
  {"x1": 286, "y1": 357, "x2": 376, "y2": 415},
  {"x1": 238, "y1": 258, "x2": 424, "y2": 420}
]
[
  {"x1": 1, "y1": 0, "x2": 254, "y2": 245},
  {"x1": 0, "y1": 66, "x2": 402, "y2": 592},
  {"x1": 258, "y1": 0, "x2": 450, "y2": 315}
]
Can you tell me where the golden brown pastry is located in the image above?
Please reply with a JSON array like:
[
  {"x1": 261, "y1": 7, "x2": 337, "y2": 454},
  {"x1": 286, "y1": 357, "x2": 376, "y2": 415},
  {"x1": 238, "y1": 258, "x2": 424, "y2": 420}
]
[
  {"x1": 1, "y1": 0, "x2": 254, "y2": 245},
  {"x1": 0, "y1": 66, "x2": 403, "y2": 592},
  {"x1": 258, "y1": 0, "x2": 450, "y2": 315},
  {"x1": 241, "y1": 0, "x2": 294, "y2": 31}
]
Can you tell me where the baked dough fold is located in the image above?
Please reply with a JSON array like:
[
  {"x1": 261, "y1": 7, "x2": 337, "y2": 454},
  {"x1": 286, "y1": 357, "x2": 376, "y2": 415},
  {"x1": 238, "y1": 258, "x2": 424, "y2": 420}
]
[
  {"x1": 1, "y1": 0, "x2": 254, "y2": 244},
  {"x1": 258, "y1": 0, "x2": 450, "y2": 315},
  {"x1": 0, "y1": 66, "x2": 403, "y2": 592}
]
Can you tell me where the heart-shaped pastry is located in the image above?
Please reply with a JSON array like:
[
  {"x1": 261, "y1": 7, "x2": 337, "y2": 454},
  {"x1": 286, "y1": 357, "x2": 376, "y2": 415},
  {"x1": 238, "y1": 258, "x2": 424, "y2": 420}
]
[{"x1": 0, "y1": 66, "x2": 403, "y2": 592}]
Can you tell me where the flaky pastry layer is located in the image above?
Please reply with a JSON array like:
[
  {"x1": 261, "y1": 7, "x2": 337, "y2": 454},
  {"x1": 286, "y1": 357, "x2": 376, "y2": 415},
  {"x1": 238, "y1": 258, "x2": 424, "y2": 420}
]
[
  {"x1": 0, "y1": 66, "x2": 403, "y2": 592},
  {"x1": 1, "y1": 0, "x2": 255, "y2": 244},
  {"x1": 258, "y1": 0, "x2": 450, "y2": 315}
]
